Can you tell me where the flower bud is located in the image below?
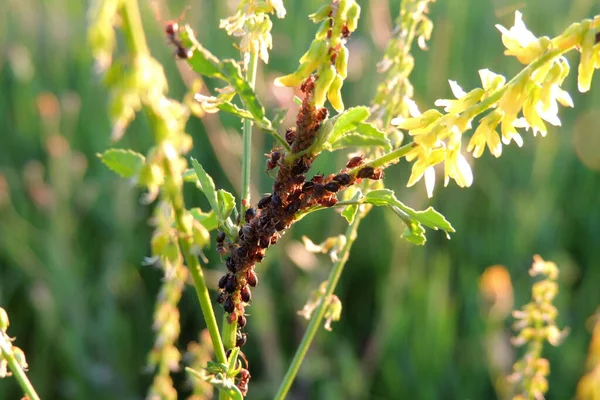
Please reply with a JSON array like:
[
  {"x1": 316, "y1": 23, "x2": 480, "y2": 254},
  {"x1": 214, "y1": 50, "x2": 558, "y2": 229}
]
[
  {"x1": 313, "y1": 65, "x2": 337, "y2": 107},
  {"x1": 0, "y1": 308, "x2": 8, "y2": 332},
  {"x1": 327, "y1": 73, "x2": 345, "y2": 111},
  {"x1": 274, "y1": 59, "x2": 319, "y2": 87},
  {"x1": 12, "y1": 347, "x2": 28, "y2": 371},
  {"x1": 335, "y1": 45, "x2": 349, "y2": 79},
  {"x1": 345, "y1": 2, "x2": 361, "y2": 32},
  {"x1": 577, "y1": 21, "x2": 595, "y2": 92},
  {"x1": 309, "y1": 4, "x2": 332, "y2": 23}
]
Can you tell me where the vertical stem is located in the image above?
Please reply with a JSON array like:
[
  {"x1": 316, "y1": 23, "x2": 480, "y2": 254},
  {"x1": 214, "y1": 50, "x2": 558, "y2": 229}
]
[
  {"x1": 274, "y1": 214, "x2": 362, "y2": 400},
  {"x1": 240, "y1": 51, "x2": 259, "y2": 214},
  {"x1": 0, "y1": 334, "x2": 41, "y2": 400}
]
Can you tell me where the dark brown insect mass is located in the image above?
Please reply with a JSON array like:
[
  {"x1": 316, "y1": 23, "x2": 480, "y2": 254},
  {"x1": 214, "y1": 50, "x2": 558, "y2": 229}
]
[{"x1": 346, "y1": 155, "x2": 364, "y2": 169}]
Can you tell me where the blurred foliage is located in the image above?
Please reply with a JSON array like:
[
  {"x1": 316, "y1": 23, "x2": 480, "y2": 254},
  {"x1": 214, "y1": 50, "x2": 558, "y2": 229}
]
[{"x1": 1, "y1": 0, "x2": 600, "y2": 399}]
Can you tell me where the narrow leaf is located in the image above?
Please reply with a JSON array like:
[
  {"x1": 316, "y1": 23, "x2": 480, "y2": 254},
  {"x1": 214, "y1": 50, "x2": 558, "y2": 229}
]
[
  {"x1": 98, "y1": 149, "x2": 145, "y2": 178},
  {"x1": 341, "y1": 189, "x2": 363, "y2": 223},
  {"x1": 220, "y1": 60, "x2": 265, "y2": 121},
  {"x1": 191, "y1": 158, "x2": 219, "y2": 214}
]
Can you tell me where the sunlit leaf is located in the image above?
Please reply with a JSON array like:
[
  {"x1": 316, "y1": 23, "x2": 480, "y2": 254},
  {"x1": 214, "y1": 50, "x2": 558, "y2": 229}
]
[
  {"x1": 189, "y1": 209, "x2": 218, "y2": 231},
  {"x1": 341, "y1": 189, "x2": 363, "y2": 223},
  {"x1": 217, "y1": 189, "x2": 236, "y2": 221},
  {"x1": 98, "y1": 149, "x2": 145, "y2": 178},
  {"x1": 191, "y1": 158, "x2": 219, "y2": 214}
]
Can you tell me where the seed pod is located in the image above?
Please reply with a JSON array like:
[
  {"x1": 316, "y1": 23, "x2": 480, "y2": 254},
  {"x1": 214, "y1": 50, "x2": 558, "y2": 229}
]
[
  {"x1": 336, "y1": 45, "x2": 349, "y2": 79},
  {"x1": 327, "y1": 73, "x2": 345, "y2": 112},
  {"x1": 258, "y1": 195, "x2": 272, "y2": 209},
  {"x1": 246, "y1": 269, "x2": 258, "y2": 287},
  {"x1": 313, "y1": 65, "x2": 337, "y2": 107},
  {"x1": 218, "y1": 274, "x2": 228, "y2": 289},
  {"x1": 240, "y1": 285, "x2": 252, "y2": 303},
  {"x1": 333, "y1": 173, "x2": 351, "y2": 185},
  {"x1": 225, "y1": 274, "x2": 237, "y2": 293},
  {"x1": 309, "y1": 4, "x2": 332, "y2": 23},
  {"x1": 223, "y1": 296, "x2": 235, "y2": 313},
  {"x1": 325, "y1": 181, "x2": 341, "y2": 192}
]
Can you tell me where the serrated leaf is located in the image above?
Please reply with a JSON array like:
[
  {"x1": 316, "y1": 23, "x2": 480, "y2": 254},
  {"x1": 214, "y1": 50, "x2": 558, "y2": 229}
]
[
  {"x1": 189, "y1": 208, "x2": 218, "y2": 231},
  {"x1": 98, "y1": 149, "x2": 145, "y2": 178},
  {"x1": 364, "y1": 189, "x2": 454, "y2": 244},
  {"x1": 217, "y1": 190, "x2": 236, "y2": 221},
  {"x1": 328, "y1": 106, "x2": 370, "y2": 141},
  {"x1": 191, "y1": 158, "x2": 219, "y2": 214}
]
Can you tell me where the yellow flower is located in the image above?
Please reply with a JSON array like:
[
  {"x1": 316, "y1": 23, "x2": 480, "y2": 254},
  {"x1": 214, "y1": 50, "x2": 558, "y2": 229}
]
[
  {"x1": 478, "y1": 69, "x2": 506, "y2": 94},
  {"x1": 406, "y1": 145, "x2": 445, "y2": 198},
  {"x1": 434, "y1": 80, "x2": 484, "y2": 114},
  {"x1": 443, "y1": 144, "x2": 473, "y2": 188},
  {"x1": 467, "y1": 109, "x2": 503, "y2": 158},
  {"x1": 578, "y1": 20, "x2": 596, "y2": 93},
  {"x1": 391, "y1": 109, "x2": 443, "y2": 130},
  {"x1": 496, "y1": 11, "x2": 550, "y2": 64}
]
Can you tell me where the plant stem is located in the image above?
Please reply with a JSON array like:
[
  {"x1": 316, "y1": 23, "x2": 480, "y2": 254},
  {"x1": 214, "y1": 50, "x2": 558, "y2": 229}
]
[
  {"x1": 240, "y1": 51, "x2": 259, "y2": 214},
  {"x1": 274, "y1": 214, "x2": 362, "y2": 400},
  {"x1": 0, "y1": 334, "x2": 41, "y2": 400},
  {"x1": 120, "y1": 0, "x2": 149, "y2": 57}
]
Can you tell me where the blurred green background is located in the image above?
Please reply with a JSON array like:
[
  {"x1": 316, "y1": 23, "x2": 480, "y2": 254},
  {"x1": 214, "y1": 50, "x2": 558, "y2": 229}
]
[{"x1": 1, "y1": 0, "x2": 600, "y2": 399}]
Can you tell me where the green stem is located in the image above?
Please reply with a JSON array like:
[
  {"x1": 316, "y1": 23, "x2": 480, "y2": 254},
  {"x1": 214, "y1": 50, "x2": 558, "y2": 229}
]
[
  {"x1": 274, "y1": 215, "x2": 362, "y2": 400},
  {"x1": 240, "y1": 51, "x2": 259, "y2": 214},
  {"x1": 120, "y1": 0, "x2": 149, "y2": 56},
  {"x1": 0, "y1": 334, "x2": 41, "y2": 400},
  {"x1": 165, "y1": 160, "x2": 227, "y2": 363}
]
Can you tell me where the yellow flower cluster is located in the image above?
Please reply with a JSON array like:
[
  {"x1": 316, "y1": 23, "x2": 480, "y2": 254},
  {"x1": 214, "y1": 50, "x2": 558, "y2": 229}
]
[
  {"x1": 508, "y1": 255, "x2": 568, "y2": 400},
  {"x1": 219, "y1": 0, "x2": 286, "y2": 66},
  {"x1": 274, "y1": 0, "x2": 361, "y2": 111},
  {"x1": 392, "y1": 12, "x2": 600, "y2": 198}
]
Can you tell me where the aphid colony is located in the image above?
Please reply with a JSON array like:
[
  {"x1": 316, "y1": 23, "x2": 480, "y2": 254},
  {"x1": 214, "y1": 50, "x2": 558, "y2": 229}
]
[{"x1": 213, "y1": 76, "x2": 384, "y2": 368}]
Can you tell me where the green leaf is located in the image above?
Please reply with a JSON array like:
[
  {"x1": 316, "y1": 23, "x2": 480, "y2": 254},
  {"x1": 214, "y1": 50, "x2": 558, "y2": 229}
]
[
  {"x1": 183, "y1": 168, "x2": 196, "y2": 182},
  {"x1": 364, "y1": 189, "x2": 454, "y2": 244},
  {"x1": 98, "y1": 149, "x2": 145, "y2": 178},
  {"x1": 180, "y1": 27, "x2": 266, "y2": 123},
  {"x1": 217, "y1": 190, "x2": 236, "y2": 221},
  {"x1": 191, "y1": 158, "x2": 219, "y2": 214},
  {"x1": 186, "y1": 367, "x2": 243, "y2": 400},
  {"x1": 341, "y1": 189, "x2": 363, "y2": 223},
  {"x1": 189, "y1": 209, "x2": 218, "y2": 231},
  {"x1": 217, "y1": 101, "x2": 255, "y2": 120},
  {"x1": 320, "y1": 108, "x2": 390, "y2": 152},
  {"x1": 329, "y1": 125, "x2": 391, "y2": 151}
]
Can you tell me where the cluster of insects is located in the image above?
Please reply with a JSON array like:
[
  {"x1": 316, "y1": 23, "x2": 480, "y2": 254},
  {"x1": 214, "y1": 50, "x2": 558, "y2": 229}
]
[{"x1": 159, "y1": 8, "x2": 384, "y2": 397}]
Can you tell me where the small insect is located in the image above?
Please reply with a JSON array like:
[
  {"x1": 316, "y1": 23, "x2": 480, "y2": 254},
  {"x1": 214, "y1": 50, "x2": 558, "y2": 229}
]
[
  {"x1": 226, "y1": 257, "x2": 236, "y2": 273},
  {"x1": 324, "y1": 181, "x2": 340, "y2": 193},
  {"x1": 370, "y1": 168, "x2": 384, "y2": 180},
  {"x1": 240, "y1": 285, "x2": 252, "y2": 303},
  {"x1": 258, "y1": 236, "x2": 270, "y2": 249},
  {"x1": 346, "y1": 155, "x2": 365, "y2": 169},
  {"x1": 223, "y1": 296, "x2": 235, "y2": 314},
  {"x1": 258, "y1": 194, "x2": 272, "y2": 209},
  {"x1": 237, "y1": 314, "x2": 247, "y2": 328},
  {"x1": 357, "y1": 166, "x2": 375, "y2": 179},
  {"x1": 160, "y1": 7, "x2": 193, "y2": 59},
  {"x1": 237, "y1": 368, "x2": 251, "y2": 396},
  {"x1": 266, "y1": 150, "x2": 282, "y2": 171},
  {"x1": 251, "y1": 251, "x2": 264, "y2": 263},
  {"x1": 292, "y1": 158, "x2": 310, "y2": 175},
  {"x1": 316, "y1": 107, "x2": 329, "y2": 122},
  {"x1": 319, "y1": 196, "x2": 338, "y2": 207},
  {"x1": 341, "y1": 24, "x2": 351, "y2": 39},
  {"x1": 286, "y1": 199, "x2": 301, "y2": 215},
  {"x1": 312, "y1": 174, "x2": 325, "y2": 183},
  {"x1": 218, "y1": 274, "x2": 228, "y2": 289},
  {"x1": 216, "y1": 231, "x2": 226, "y2": 243},
  {"x1": 271, "y1": 192, "x2": 282, "y2": 209},
  {"x1": 216, "y1": 292, "x2": 226, "y2": 304},
  {"x1": 333, "y1": 173, "x2": 351, "y2": 185},
  {"x1": 236, "y1": 331, "x2": 248, "y2": 347},
  {"x1": 285, "y1": 127, "x2": 296, "y2": 145},
  {"x1": 274, "y1": 220, "x2": 286, "y2": 231},
  {"x1": 302, "y1": 180, "x2": 315, "y2": 193},
  {"x1": 225, "y1": 274, "x2": 237, "y2": 294},
  {"x1": 290, "y1": 175, "x2": 306, "y2": 185},
  {"x1": 245, "y1": 207, "x2": 256, "y2": 223},
  {"x1": 246, "y1": 269, "x2": 258, "y2": 287},
  {"x1": 216, "y1": 231, "x2": 228, "y2": 256}
]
